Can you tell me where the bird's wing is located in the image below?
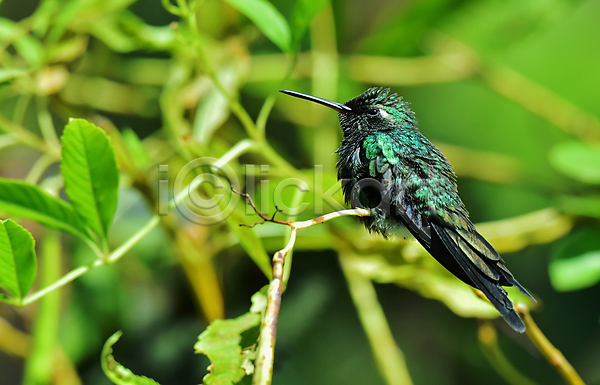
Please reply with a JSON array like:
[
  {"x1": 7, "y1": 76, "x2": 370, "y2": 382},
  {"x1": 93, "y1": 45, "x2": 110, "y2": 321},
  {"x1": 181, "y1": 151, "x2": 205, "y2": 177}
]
[
  {"x1": 431, "y1": 210, "x2": 535, "y2": 300},
  {"x1": 362, "y1": 133, "x2": 534, "y2": 332},
  {"x1": 389, "y1": 175, "x2": 531, "y2": 332},
  {"x1": 430, "y1": 222, "x2": 527, "y2": 332}
]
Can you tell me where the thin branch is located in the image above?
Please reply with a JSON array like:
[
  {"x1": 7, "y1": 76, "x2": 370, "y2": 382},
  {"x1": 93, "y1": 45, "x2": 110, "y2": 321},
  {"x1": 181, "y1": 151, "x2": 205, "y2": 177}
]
[
  {"x1": 36, "y1": 96, "x2": 62, "y2": 156},
  {"x1": 515, "y1": 303, "x2": 586, "y2": 385},
  {"x1": 107, "y1": 216, "x2": 160, "y2": 264},
  {"x1": 13, "y1": 216, "x2": 160, "y2": 307},
  {"x1": 256, "y1": 54, "x2": 297, "y2": 141},
  {"x1": 252, "y1": 229, "x2": 296, "y2": 385},
  {"x1": 19, "y1": 260, "x2": 103, "y2": 306},
  {"x1": 478, "y1": 321, "x2": 538, "y2": 385},
  {"x1": 232, "y1": 189, "x2": 290, "y2": 227},
  {"x1": 25, "y1": 153, "x2": 57, "y2": 184},
  {"x1": 472, "y1": 289, "x2": 585, "y2": 385},
  {"x1": 238, "y1": 190, "x2": 369, "y2": 385},
  {"x1": 0, "y1": 112, "x2": 51, "y2": 154},
  {"x1": 339, "y1": 251, "x2": 414, "y2": 385}
]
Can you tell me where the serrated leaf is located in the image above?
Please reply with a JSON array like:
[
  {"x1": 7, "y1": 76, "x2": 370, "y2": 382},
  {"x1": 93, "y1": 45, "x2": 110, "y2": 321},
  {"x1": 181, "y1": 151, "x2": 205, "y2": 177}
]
[
  {"x1": 101, "y1": 331, "x2": 161, "y2": 385},
  {"x1": 290, "y1": 0, "x2": 329, "y2": 45},
  {"x1": 61, "y1": 119, "x2": 119, "y2": 240},
  {"x1": 0, "y1": 178, "x2": 90, "y2": 239},
  {"x1": 0, "y1": 219, "x2": 37, "y2": 298},
  {"x1": 549, "y1": 141, "x2": 600, "y2": 184},
  {"x1": 194, "y1": 287, "x2": 266, "y2": 385},
  {"x1": 224, "y1": 0, "x2": 291, "y2": 53}
]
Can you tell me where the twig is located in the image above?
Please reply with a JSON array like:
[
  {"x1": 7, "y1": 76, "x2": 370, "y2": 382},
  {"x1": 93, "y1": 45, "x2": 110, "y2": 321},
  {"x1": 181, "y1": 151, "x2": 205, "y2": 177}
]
[
  {"x1": 515, "y1": 303, "x2": 586, "y2": 385},
  {"x1": 478, "y1": 321, "x2": 538, "y2": 385},
  {"x1": 232, "y1": 189, "x2": 289, "y2": 227},
  {"x1": 252, "y1": 229, "x2": 296, "y2": 385},
  {"x1": 472, "y1": 289, "x2": 585, "y2": 385},
  {"x1": 237, "y1": 190, "x2": 370, "y2": 385}
]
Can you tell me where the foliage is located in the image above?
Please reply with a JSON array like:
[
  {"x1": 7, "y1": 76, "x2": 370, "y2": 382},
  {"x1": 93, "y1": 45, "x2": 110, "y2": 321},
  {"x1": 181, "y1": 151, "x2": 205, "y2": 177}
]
[
  {"x1": 0, "y1": 0, "x2": 599, "y2": 384},
  {"x1": 0, "y1": 219, "x2": 36, "y2": 299},
  {"x1": 101, "y1": 331, "x2": 162, "y2": 385},
  {"x1": 194, "y1": 286, "x2": 267, "y2": 385}
]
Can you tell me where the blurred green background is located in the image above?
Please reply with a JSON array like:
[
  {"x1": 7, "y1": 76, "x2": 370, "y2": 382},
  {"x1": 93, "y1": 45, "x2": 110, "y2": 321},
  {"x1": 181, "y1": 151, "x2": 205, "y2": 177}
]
[{"x1": 1, "y1": 0, "x2": 600, "y2": 384}]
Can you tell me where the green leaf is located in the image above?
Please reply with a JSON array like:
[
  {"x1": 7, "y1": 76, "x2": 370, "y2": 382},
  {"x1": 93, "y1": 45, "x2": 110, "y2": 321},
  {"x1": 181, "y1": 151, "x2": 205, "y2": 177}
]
[
  {"x1": 290, "y1": 0, "x2": 329, "y2": 45},
  {"x1": 122, "y1": 129, "x2": 148, "y2": 170},
  {"x1": 558, "y1": 195, "x2": 600, "y2": 218},
  {"x1": 88, "y1": 15, "x2": 139, "y2": 53},
  {"x1": 14, "y1": 34, "x2": 45, "y2": 68},
  {"x1": 0, "y1": 219, "x2": 37, "y2": 298},
  {"x1": 0, "y1": 178, "x2": 90, "y2": 239},
  {"x1": 101, "y1": 331, "x2": 161, "y2": 385},
  {"x1": 0, "y1": 18, "x2": 19, "y2": 39},
  {"x1": 61, "y1": 119, "x2": 119, "y2": 240},
  {"x1": 194, "y1": 68, "x2": 235, "y2": 144},
  {"x1": 549, "y1": 141, "x2": 600, "y2": 184},
  {"x1": 224, "y1": 0, "x2": 291, "y2": 53},
  {"x1": 550, "y1": 251, "x2": 600, "y2": 292},
  {"x1": 0, "y1": 68, "x2": 29, "y2": 83},
  {"x1": 195, "y1": 287, "x2": 266, "y2": 385},
  {"x1": 549, "y1": 226, "x2": 600, "y2": 291}
]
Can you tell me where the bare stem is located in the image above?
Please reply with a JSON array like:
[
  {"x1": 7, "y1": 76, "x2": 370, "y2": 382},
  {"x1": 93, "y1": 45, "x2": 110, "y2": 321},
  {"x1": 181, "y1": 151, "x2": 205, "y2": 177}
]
[
  {"x1": 0, "y1": 112, "x2": 50, "y2": 154},
  {"x1": 252, "y1": 229, "x2": 296, "y2": 385},
  {"x1": 241, "y1": 191, "x2": 370, "y2": 385},
  {"x1": 339, "y1": 251, "x2": 414, "y2": 385},
  {"x1": 478, "y1": 321, "x2": 538, "y2": 385},
  {"x1": 472, "y1": 289, "x2": 584, "y2": 385},
  {"x1": 15, "y1": 216, "x2": 160, "y2": 306},
  {"x1": 515, "y1": 303, "x2": 586, "y2": 385}
]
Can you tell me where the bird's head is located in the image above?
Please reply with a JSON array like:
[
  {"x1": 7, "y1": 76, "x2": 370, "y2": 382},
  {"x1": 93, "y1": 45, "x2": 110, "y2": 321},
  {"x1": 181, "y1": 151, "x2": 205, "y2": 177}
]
[{"x1": 280, "y1": 87, "x2": 417, "y2": 136}]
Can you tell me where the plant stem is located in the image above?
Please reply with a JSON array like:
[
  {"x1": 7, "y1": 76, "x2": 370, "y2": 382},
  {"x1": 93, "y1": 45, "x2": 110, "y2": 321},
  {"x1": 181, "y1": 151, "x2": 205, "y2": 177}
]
[
  {"x1": 252, "y1": 229, "x2": 296, "y2": 385},
  {"x1": 18, "y1": 216, "x2": 160, "y2": 306},
  {"x1": 25, "y1": 153, "x2": 57, "y2": 184},
  {"x1": 192, "y1": 29, "x2": 258, "y2": 141},
  {"x1": 281, "y1": 187, "x2": 305, "y2": 290},
  {"x1": 515, "y1": 303, "x2": 585, "y2": 385},
  {"x1": 213, "y1": 139, "x2": 256, "y2": 169},
  {"x1": 106, "y1": 216, "x2": 160, "y2": 263},
  {"x1": 339, "y1": 251, "x2": 414, "y2": 385},
  {"x1": 36, "y1": 96, "x2": 62, "y2": 156},
  {"x1": 478, "y1": 321, "x2": 538, "y2": 385},
  {"x1": 256, "y1": 54, "x2": 297, "y2": 141},
  {"x1": 19, "y1": 260, "x2": 103, "y2": 306},
  {"x1": 16, "y1": 138, "x2": 256, "y2": 307},
  {"x1": 0, "y1": 112, "x2": 50, "y2": 154},
  {"x1": 23, "y1": 231, "x2": 62, "y2": 385},
  {"x1": 246, "y1": 203, "x2": 370, "y2": 385}
]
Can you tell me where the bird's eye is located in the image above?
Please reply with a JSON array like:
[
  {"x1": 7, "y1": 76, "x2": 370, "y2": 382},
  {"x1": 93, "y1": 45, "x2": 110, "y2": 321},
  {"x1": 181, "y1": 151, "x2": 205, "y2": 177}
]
[{"x1": 367, "y1": 108, "x2": 379, "y2": 117}]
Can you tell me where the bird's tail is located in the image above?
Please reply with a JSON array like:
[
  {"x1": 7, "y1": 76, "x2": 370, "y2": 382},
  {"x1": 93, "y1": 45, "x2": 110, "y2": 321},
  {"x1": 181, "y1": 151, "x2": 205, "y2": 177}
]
[{"x1": 430, "y1": 222, "x2": 533, "y2": 333}]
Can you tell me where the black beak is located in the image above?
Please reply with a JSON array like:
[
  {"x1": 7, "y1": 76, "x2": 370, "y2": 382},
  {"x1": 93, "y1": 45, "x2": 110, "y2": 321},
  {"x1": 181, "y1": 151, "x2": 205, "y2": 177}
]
[{"x1": 280, "y1": 90, "x2": 352, "y2": 113}]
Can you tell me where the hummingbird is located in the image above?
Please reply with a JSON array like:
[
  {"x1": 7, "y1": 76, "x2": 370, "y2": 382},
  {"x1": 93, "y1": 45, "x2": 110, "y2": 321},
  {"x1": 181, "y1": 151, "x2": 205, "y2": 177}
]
[{"x1": 280, "y1": 87, "x2": 534, "y2": 332}]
